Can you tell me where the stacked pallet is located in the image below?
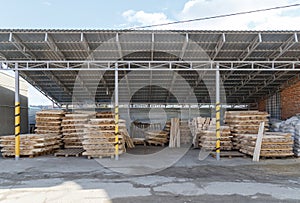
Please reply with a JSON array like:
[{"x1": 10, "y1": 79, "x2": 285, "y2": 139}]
[
  {"x1": 61, "y1": 113, "x2": 92, "y2": 149},
  {"x1": 199, "y1": 126, "x2": 233, "y2": 151},
  {"x1": 35, "y1": 110, "x2": 65, "y2": 135},
  {"x1": 140, "y1": 121, "x2": 170, "y2": 147},
  {"x1": 145, "y1": 131, "x2": 169, "y2": 146},
  {"x1": 239, "y1": 132, "x2": 294, "y2": 157},
  {"x1": 82, "y1": 118, "x2": 124, "y2": 158},
  {"x1": 225, "y1": 111, "x2": 269, "y2": 149},
  {"x1": 180, "y1": 120, "x2": 192, "y2": 145},
  {"x1": 191, "y1": 117, "x2": 216, "y2": 147},
  {"x1": 96, "y1": 111, "x2": 114, "y2": 119},
  {"x1": 164, "y1": 121, "x2": 171, "y2": 132},
  {"x1": 192, "y1": 117, "x2": 214, "y2": 131},
  {"x1": 119, "y1": 119, "x2": 134, "y2": 149},
  {"x1": 0, "y1": 134, "x2": 61, "y2": 157},
  {"x1": 198, "y1": 126, "x2": 233, "y2": 150},
  {"x1": 131, "y1": 121, "x2": 162, "y2": 141}
]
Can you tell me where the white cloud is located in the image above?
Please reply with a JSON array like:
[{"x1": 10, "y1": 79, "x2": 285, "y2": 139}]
[
  {"x1": 122, "y1": 10, "x2": 172, "y2": 28},
  {"x1": 42, "y1": 1, "x2": 52, "y2": 6},
  {"x1": 121, "y1": 0, "x2": 300, "y2": 30}
]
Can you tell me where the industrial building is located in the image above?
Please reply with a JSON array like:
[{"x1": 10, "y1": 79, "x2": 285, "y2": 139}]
[
  {"x1": 0, "y1": 30, "x2": 300, "y2": 157},
  {"x1": 0, "y1": 72, "x2": 28, "y2": 136}
]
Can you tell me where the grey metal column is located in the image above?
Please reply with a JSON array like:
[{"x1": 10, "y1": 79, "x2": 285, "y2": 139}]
[
  {"x1": 114, "y1": 63, "x2": 119, "y2": 160},
  {"x1": 215, "y1": 63, "x2": 221, "y2": 161},
  {"x1": 15, "y1": 63, "x2": 20, "y2": 160},
  {"x1": 188, "y1": 104, "x2": 191, "y2": 120}
]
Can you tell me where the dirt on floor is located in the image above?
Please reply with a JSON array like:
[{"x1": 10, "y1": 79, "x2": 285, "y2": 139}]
[{"x1": 0, "y1": 149, "x2": 300, "y2": 203}]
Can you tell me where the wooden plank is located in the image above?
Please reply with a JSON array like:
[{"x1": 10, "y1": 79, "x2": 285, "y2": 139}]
[{"x1": 253, "y1": 122, "x2": 265, "y2": 162}]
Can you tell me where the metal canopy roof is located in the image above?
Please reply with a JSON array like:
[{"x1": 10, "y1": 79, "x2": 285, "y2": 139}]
[{"x1": 0, "y1": 29, "x2": 300, "y2": 106}]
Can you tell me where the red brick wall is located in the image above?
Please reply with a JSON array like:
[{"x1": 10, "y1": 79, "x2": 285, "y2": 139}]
[
  {"x1": 280, "y1": 80, "x2": 300, "y2": 119},
  {"x1": 258, "y1": 99, "x2": 266, "y2": 112}
]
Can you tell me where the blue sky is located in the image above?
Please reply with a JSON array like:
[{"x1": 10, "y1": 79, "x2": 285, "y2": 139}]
[
  {"x1": 0, "y1": 0, "x2": 186, "y2": 29},
  {"x1": 1, "y1": 0, "x2": 300, "y2": 30},
  {"x1": 1, "y1": 0, "x2": 300, "y2": 105}
]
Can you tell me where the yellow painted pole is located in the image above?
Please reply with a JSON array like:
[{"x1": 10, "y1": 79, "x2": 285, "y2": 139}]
[
  {"x1": 15, "y1": 102, "x2": 21, "y2": 159},
  {"x1": 15, "y1": 67, "x2": 20, "y2": 160},
  {"x1": 215, "y1": 102, "x2": 221, "y2": 160},
  {"x1": 215, "y1": 65, "x2": 221, "y2": 160},
  {"x1": 115, "y1": 105, "x2": 119, "y2": 160},
  {"x1": 114, "y1": 65, "x2": 119, "y2": 160}
]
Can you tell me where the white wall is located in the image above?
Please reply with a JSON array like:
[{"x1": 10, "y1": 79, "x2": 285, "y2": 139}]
[{"x1": 0, "y1": 72, "x2": 28, "y2": 135}]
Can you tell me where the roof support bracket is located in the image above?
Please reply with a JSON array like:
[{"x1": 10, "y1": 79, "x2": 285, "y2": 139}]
[
  {"x1": 116, "y1": 33, "x2": 123, "y2": 60},
  {"x1": 179, "y1": 33, "x2": 189, "y2": 60},
  {"x1": 9, "y1": 33, "x2": 35, "y2": 59},
  {"x1": 151, "y1": 33, "x2": 155, "y2": 61},
  {"x1": 44, "y1": 33, "x2": 65, "y2": 60},
  {"x1": 212, "y1": 33, "x2": 225, "y2": 60},
  {"x1": 270, "y1": 33, "x2": 298, "y2": 61},
  {"x1": 80, "y1": 32, "x2": 92, "y2": 59},
  {"x1": 239, "y1": 33, "x2": 262, "y2": 61}
]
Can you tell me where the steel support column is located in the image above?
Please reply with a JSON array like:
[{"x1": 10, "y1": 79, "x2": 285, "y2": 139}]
[
  {"x1": 215, "y1": 64, "x2": 221, "y2": 161},
  {"x1": 15, "y1": 63, "x2": 20, "y2": 160},
  {"x1": 114, "y1": 63, "x2": 119, "y2": 160}
]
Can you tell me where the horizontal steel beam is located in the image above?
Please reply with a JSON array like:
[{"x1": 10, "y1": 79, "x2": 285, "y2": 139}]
[{"x1": 1, "y1": 60, "x2": 300, "y2": 71}]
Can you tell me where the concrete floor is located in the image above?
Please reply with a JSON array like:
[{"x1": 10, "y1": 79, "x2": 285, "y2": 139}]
[{"x1": 0, "y1": 149, "x2": 300, "y2": 203}]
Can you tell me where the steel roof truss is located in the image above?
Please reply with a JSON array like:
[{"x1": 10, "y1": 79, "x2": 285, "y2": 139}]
[
  {"x1": 239, "y1": 33, "x2": 262, "y2": 61},
  {"x1": 212, "y1": 33, "x2": 226, "y2": 60},
  {"x1": 9, "y1": 33, "x2": 34, "y2": 59},
  {"x1": 44, "y1": 33, "x2": 65, "y2": 60},
  {"x1": 270, "y1": 33, "x2": 298, "y2": 61}
]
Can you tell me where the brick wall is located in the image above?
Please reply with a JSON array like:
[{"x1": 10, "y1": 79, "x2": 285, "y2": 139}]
[
  {"x1": 280, "y1": 80, "x2": 300, "y2": 119},
  {"x1": 258, "y1": 99, "x2": 266, "y2": 112}
]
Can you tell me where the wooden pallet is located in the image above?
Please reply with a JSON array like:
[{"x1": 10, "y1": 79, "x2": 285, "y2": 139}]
[
  {"x1": 210, "y1": 151, "x2": 247, "y2": 158},
  {"x1": 132, "y1": 138, "x2": 146, "y2": 146},
  {"x1": 54, "y1": 148, "x2": 84, "y2": 157},
  {"x1": 87, "y1": 154, "x2": 115, "y2": 159},
  {"x1": 2, "y1": 150, "x2": 54, "y2": 158},
  {"x1": 146, "y1": 140, "x2": 165, "y2": 147}
]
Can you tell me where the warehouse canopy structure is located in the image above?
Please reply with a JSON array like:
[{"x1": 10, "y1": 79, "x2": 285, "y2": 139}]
[{"x1": 0, "y1": 30, "x2": 300, "y2": 107}]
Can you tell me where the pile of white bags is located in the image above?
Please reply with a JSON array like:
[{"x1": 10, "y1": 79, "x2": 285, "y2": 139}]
[{"x1": 269, "y1": 114, "x2": 300, "y2": 156}]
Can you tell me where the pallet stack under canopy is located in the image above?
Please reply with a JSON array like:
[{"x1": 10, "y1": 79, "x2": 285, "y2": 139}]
[
  {"x1": 145, "y1": 131, "x2": 169, "y2": 146},
  {"x1": 191, "y1": 117, "x2": 216, "y2": 148},
  {"x1": 0, "y1": 134, "x2": 61, "y2": 157},
  {"x1": 224, "y1": 111, "x2": 269, "y2": 150},
  {"x1": 238, "y1": 132, "x2": 294, "y2": 158},
  {"x1": 35, "y1": 110, "x2": 65, "y2": 148},
  {"x1": 82, "y1": 118, "x2": 124, "y2": 159},
  {"x1": 35, "y1": 110, "x2": 65, "y2": 135},
  {"x1": 141, "y1": 121, "x2": 170, "y2": 147},
  {"x1": 96, "y1": 111, "x2": 114, "y2": 119},
  {"x1": 198, "y1": 126, "x2": 233, "y2": 150},
  {"x1": 179, "y1": 120, "x2": 192, "y2": 145},
  {"x1": 61, "y1": 113, "x2": 92, "y2": 149},
  {"x1": 119, "y1": 119, "x2": 134, "y2": 149}
]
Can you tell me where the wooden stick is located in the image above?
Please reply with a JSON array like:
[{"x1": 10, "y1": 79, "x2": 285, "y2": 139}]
[{"x1": 253, "y1": 121, "x2": 265, "y2": 162}]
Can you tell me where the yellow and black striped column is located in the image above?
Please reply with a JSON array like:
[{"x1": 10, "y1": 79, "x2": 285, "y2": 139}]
[
  {"x1": 215, "y1": 102, "x2": 221, "y2": 160},
  {"x1": 114, "y1": 65, "x2": 119, "y2": 160},
  {"x1": 114, "y1": 105, "x2": 119, "y2": 160},
  {"x1": 215, "y1": 65, "x2": 221, "y2": 160},
  {"x1": 15, "y1": 102, "x2": 20, "y2": 159},
  {"x1": 15, "y1": 67, "x2": 20, "y2": 160}
]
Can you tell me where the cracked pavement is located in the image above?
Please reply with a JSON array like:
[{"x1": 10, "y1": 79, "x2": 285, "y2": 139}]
[{"x1": 0, "y1": 150, "x2": 300, "y2": 202}]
